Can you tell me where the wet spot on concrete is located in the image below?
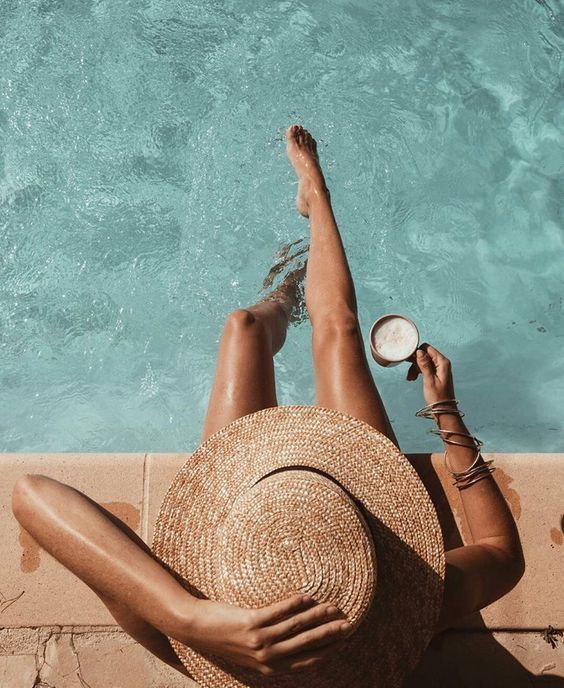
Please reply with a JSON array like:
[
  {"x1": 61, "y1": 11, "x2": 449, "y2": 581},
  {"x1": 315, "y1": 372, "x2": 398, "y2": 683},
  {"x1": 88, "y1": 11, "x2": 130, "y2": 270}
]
[
  {"x1": 99, "y1": 502, "x2": 140, "y2": 531},
  {"x1": 494, "y1": 468, "x2": 522, "y2": 521},
  {"x1": 19, "y1": 527, "x2": 40, "y2": 573},
  {"x1": 549, "y1": 527, "x2": 562, "y2": 546}
]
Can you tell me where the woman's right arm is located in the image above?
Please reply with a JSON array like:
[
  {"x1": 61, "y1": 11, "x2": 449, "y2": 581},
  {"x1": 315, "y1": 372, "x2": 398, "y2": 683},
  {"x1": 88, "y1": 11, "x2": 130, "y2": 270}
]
[{"x1": 408, "y1": 345, "x2": 525, "y2": 632}]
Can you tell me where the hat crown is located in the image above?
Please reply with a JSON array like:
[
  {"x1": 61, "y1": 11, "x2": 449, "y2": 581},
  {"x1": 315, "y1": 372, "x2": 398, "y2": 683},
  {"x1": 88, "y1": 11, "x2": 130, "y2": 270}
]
[{"x1": 215, "y1": 468, "x2": 377, "y2": 629}]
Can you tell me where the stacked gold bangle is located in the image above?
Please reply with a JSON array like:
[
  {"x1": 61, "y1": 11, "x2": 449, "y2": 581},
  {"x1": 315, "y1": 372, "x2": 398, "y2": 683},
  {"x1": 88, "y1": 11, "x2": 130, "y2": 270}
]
[{"x1": 415, "y1": 399, "x2": 496, "y2": 490}]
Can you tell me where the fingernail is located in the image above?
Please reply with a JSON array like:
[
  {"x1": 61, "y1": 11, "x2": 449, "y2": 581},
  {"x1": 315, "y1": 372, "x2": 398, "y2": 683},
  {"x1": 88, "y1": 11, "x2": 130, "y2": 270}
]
[
  {"x1": 326, "y1": 605, "x2": 338, "y2": 616},
  {"x1": 340, "y1": 622, "x2": 352, "y2": 632}
]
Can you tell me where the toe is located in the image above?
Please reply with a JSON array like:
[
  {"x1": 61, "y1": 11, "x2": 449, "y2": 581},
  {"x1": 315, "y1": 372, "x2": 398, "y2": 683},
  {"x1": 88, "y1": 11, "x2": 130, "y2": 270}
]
[{"x1": 287, "y1": 124, "x2": 300, "y2": 140}]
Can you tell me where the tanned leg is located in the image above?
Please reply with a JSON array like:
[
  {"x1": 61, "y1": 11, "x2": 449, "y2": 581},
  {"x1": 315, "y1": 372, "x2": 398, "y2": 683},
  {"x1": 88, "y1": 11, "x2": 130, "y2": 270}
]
[
  {"x1": 285, "y1": 124, "x2": 399, "y2": 447},
  {"x1": 201, "y1": 266, "x2": 304, "y2": 441}
]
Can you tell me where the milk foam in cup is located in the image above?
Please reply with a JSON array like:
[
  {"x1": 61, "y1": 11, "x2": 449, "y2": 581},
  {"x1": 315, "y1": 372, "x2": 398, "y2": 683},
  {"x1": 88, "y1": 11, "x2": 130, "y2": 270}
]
[{"x1": 369, "y1": 314, "x2": 419, "y2": 367}]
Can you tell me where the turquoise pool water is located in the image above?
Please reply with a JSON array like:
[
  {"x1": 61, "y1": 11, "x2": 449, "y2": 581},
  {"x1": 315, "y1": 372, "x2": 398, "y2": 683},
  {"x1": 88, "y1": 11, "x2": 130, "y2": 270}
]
[{"x1": 1, "y1": 0, "x2": 563, "y2": 453}]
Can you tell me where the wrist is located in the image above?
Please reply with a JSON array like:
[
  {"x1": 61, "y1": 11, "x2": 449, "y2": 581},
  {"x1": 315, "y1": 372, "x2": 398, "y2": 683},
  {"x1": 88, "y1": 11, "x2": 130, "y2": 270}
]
[
  {"x1": 417, "y1": 397, "x2": 459, "y2": 421},
  {"x1": 166, "y1": 592, "x2": 203, "y2": 645},
  {"x1": 436, "y1": 412, "x2": 466, "y2": 431},
  {"x1": 423, "y1": 395, "x2": 457, "y2": 407}
]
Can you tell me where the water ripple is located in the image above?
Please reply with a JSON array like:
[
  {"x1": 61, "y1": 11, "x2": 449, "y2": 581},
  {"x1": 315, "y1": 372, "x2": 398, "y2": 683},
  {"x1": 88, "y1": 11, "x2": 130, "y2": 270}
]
[{"x1": 1, "y1": 0, "x2": 563, "y2": 451}]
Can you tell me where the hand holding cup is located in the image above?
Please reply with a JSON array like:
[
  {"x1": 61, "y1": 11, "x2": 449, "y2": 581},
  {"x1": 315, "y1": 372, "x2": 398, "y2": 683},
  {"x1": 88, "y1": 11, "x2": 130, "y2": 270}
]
[{"x1": 406, "y1": 344, "x2": 456, "y2": 406}]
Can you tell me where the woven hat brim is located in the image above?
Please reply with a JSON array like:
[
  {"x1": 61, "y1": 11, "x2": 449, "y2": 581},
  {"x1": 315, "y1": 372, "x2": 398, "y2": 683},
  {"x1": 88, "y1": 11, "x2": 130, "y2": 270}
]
[{"x1": 152, "y1": 405, "x2": 445, "y2": 688}]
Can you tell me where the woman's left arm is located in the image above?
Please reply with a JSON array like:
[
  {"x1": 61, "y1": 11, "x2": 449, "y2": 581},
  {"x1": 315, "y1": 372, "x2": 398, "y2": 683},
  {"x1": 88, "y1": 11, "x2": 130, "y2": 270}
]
[{"x1": 408, "y1": 346, "x2": 525, "y2": 632}]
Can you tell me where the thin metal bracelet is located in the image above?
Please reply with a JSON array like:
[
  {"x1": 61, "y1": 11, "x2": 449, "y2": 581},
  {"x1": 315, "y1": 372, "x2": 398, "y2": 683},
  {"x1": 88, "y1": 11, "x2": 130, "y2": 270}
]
[
  {"x1": 455, "y1": 466, "x2": 496, "y2": 490},
  {"x1": 452, "y1": 459, "x2": 494, "y2": 481},
  {"x1": 430, "y1": 428, "x2": 484, "y2": 449},
  {"x1": 444, "y1": 448, "x2": 482, "y2": 476},
  {"x1": 418, "y1": 399, "x2": 492, "y2": 489},
  {"x1": 422, "y1": 398, "x2": 460, "y2": 408},
  {"x1": 416, "y1": 399, "x2": 465, "y2": 419}
]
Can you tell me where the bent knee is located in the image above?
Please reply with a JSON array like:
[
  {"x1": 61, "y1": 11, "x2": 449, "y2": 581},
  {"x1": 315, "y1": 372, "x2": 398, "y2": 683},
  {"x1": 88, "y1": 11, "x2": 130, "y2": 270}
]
[{"x1": 224, "y1": 309, "x2": 267, "y2": 340}]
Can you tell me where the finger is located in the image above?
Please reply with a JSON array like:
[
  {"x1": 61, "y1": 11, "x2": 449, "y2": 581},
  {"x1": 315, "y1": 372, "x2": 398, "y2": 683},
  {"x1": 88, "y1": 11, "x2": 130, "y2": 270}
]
[
  {"x1": 255, "y1": 594, "x2": 314, "y2": 626},
  {"x1": 415, "y1": 348, "x2": 434, "y2": 376},
  {"x1": 267, "y1": 620, "x2": 351, "y2": 658},
  {"x1": 424, "y1": 344, "x2": 450, "y2": 372},
  {"x1": 427, "y1": 344, "x2": 450, "y2": 379},
  {"x1": 266, "y1": 602, "x2": 344, "y2": 642},
  {"x1": 272, "y1": 638, "x2": 346, "y2": 674}
]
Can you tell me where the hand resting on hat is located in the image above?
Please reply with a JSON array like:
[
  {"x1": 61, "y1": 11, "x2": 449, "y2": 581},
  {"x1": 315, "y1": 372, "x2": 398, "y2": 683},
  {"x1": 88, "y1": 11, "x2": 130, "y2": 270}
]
[{"x1": 170, "y1": 593, "x2": 353, "y2": 676}]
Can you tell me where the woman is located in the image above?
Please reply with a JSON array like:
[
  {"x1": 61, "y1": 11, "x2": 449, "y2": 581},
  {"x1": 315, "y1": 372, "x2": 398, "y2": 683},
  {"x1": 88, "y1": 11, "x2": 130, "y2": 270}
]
[{"x1": 12, "y1": 125, "x2": 524, "y2": 679}]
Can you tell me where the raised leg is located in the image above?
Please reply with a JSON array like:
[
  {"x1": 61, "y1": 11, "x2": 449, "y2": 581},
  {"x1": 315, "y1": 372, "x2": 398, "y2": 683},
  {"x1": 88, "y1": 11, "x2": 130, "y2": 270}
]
[{"x1": 286, "y1": 124, "x2": 399, "y2": 448}]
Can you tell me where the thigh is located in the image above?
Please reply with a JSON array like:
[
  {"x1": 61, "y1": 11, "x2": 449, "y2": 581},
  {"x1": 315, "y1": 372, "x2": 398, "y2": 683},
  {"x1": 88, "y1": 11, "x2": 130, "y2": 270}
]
[
  {"x1": 312, "y1": 315, "x2": 399, "y2": 448},
  {"x1": 201, "y1": 309, "x2": 278, "y2": 442}
]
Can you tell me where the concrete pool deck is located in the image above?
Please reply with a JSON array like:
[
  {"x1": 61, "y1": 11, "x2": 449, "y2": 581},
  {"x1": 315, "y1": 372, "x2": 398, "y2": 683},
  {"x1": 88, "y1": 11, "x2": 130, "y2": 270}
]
[{"x1": 0, "y1": 453, "x2": 562, "y2": 687}]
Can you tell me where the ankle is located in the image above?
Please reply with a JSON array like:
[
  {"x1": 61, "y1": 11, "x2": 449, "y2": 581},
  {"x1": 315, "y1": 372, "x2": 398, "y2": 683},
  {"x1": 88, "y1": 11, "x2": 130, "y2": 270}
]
[{"x1": 306, "y1": 182, "x2": 331, "y2": 207}]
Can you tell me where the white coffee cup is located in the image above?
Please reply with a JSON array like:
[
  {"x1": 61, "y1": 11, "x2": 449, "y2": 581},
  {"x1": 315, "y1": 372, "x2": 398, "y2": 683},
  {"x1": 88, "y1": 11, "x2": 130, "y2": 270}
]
[{"x1": 369, "y1": 314, "x2": 420, "y2": 367}]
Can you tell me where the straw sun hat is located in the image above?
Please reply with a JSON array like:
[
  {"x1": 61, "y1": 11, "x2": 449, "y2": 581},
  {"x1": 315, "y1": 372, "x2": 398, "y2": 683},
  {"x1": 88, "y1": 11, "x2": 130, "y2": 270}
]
[{"x1": 152, "y1": 405, "x2": 445, "y2": 687}]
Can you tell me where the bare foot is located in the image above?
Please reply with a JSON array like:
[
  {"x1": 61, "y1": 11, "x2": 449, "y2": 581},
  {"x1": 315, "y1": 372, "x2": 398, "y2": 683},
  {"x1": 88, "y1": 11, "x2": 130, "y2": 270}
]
[{"x1": 286, "y1": 124, "x2": 329, "y2": 218}]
